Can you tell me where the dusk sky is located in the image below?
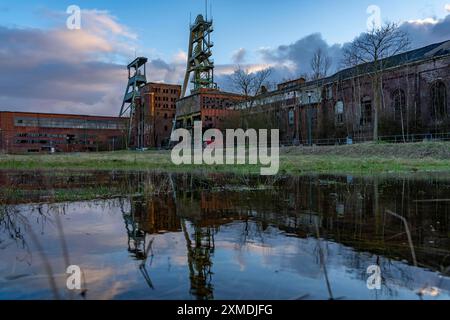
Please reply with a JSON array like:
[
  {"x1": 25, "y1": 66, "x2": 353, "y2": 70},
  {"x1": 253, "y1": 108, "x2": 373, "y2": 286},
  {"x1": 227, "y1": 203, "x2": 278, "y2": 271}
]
[{"x1": 0, "y1": 0, "x2": 450, "y2": 115}]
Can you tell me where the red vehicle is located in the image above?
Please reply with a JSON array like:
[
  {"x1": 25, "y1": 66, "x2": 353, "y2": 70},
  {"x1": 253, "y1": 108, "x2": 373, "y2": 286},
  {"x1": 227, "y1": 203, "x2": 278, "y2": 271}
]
[{"x1": 203, "y1": 138, "x2": 215, "y2": 148}]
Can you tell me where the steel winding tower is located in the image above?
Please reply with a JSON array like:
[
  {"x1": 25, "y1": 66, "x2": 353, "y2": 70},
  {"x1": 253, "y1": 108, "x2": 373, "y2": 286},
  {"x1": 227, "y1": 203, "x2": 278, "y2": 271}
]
[
  {"x1": 181, "y1": 14, "x2": 217, "y2": 98},
  {"x1": 119, "y1": 57, "x2": 148, "y2": 148}
]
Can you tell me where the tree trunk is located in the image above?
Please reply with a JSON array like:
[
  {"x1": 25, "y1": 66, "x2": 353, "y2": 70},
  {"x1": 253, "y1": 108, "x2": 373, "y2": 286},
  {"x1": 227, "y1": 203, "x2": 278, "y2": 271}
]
[{"x1": 373, "y1": 74, "x2": 381, "y2": 141}]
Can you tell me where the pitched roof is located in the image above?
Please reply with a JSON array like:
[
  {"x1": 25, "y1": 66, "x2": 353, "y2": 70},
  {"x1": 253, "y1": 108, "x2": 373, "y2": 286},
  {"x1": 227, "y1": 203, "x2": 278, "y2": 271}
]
[
  {"x1": 331, "y1": 40, "x2": 450, "y2": 81},
  {"x1": 236, "y1": 40, "x2": 450, "y2": 105}
]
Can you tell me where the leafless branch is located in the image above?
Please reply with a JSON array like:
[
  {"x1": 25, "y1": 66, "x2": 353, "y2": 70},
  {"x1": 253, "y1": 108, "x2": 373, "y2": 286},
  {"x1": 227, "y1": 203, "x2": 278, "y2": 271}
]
[
  {"x1": 311, "y1": 48, "x2": 332, "y2": 80},
  {"x1": 229, "y1": 66, "x2": 273, "y2": 98},
  {"x1": 342, "y1": 22, "x2": 410, "y2": 70}
]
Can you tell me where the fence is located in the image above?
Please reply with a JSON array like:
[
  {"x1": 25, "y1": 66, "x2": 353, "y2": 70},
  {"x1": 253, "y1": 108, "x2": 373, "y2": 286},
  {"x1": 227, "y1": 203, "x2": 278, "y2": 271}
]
[{"x1": 280, "y1": 132, "x2": 450, "y2": 147}]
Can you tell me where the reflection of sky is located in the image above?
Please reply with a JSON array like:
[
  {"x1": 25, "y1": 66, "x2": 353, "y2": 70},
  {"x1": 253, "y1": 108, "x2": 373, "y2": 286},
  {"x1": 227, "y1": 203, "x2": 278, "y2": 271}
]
[{"x1": 0, "y1": 200, "x2": 449, "y2": 300}]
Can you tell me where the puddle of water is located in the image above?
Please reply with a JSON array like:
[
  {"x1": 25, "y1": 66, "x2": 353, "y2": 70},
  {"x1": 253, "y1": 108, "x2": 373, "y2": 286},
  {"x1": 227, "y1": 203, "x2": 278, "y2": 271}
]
[{"x1": 0, "y1": 171, "x2": 449, "y2": 300}]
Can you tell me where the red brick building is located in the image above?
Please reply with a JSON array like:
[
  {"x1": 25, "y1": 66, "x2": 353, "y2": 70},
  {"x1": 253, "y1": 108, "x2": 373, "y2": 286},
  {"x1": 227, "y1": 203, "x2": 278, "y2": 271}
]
[
  {"x1": 137, "y1": 82, "x2": 181, "y2": 148},
  {"x1": 0, "y1": 111, "x2": 128, "y2": 153},
  {"x1": 234, "y1": 40, "x2": 450, "y2": 145},
  {"x1": 175, "y1": 88, "x2": 245, "y2": 132}
]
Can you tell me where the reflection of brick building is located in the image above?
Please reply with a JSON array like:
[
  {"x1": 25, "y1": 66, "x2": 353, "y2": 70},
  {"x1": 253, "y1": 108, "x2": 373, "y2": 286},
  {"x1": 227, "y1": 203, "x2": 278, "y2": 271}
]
[
  {"x1": 176, "y1": 88, "x2": 245, "y2": 132},
  {"x1": 131, "y1": 196, "x2": 181, "y2": 234},
  {"x1": 136, "y1": 83, "x2": 182, "y2": 148},
  {"x1": 0, "y1": 111, "x2": 127, "y2": 153}
]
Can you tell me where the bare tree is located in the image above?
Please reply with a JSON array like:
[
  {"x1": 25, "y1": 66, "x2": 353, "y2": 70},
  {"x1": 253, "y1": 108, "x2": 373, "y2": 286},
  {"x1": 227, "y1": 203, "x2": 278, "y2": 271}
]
[
  {"x1": 261, "y1": 80, "x2": 277, "y2": 92},
  {"x1": 229, "y1": 66, "x2": 253, "y2": 97},
  {"x1": 253, "y1": 68, "x2": 273, "y2": 95},
  {"x1": 342, "y1": 22, "x2": 410, "y2": 141},
  {"x1": 298, "y1": 73, "x2": 311, "y2": 81},
  {"x1": 229, "y1": 66, "x2": 273, "y2": 98},
  {"x1": 310, "y1": 48, "x2": 332, "y2": 80},
  {"x1": 227, "y1": 66, "x2": 275, "y2": 130}
]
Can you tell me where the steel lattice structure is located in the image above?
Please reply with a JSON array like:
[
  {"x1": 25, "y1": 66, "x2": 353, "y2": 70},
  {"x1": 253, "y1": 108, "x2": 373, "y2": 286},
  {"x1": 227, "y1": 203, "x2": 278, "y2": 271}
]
[
  {"x1": 181, "y1": 14, "x2": 217, "y2": 98},
  {"x1": 119, "y1": 57, "x2": 148, "y2": 148}
]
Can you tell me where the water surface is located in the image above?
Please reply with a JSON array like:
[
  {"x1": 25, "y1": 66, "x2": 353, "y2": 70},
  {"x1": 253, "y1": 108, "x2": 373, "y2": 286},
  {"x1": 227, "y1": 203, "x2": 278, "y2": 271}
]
[{"x1": 0, "y1": 171, "x2": 449, "y2": 300}]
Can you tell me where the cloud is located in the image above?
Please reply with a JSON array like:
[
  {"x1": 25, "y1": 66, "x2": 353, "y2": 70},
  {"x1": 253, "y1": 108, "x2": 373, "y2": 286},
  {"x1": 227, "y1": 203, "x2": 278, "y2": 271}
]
[
  {"x1": 258, "y1": 33, "x2": 343, "y2": 81},
  {"x1": 0, "y1": 7, "x2": 196, "y2": 115},
  {"x1": 257, "y1": 15, "x2": 450, "y2": 82},
  {"x1": 215, "y1": 63, "x2": 275, "y2": 93},
  {"x1": 231, "y1": 48, "x2": 247, "y2": 64},
  {"x1": 172, "y1": 50, "x2": 188, "y2": 64},
  {"x1": 216, "y1": 63, "x2": 272, "y2": 76},
  {"x1": 400, "y1": 14, "x2": 450, "y2": 48},
  {"x1": 0, "y1": 27, "x2": 126, "y2": 114},
  {"x1": 0, "y1": 9, "x2": 141, "y2": 116},
  {"x1": 146, "y1": 58, "x2": 186, "y2": 84},
  {"x1": 446, "y1": 4, "x2": 450, "y2": 12},
  {"x1": 1, "y1": 7, "x2": 449, "y2": 115},
  {"x1": 82, "y1": 10, "x2": 138, "y2": 40},
  {"x1": 407, "y1": 18, "x2": 439, "y2": 25}
]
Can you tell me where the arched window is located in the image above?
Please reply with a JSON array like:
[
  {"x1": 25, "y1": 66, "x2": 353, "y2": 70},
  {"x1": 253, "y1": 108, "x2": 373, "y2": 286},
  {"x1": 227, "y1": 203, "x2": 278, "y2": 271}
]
[
  {"x1": 335, "y1": 101, "x2": 344, "y2": 124},
  {"x1": 431, "y1": 81, "x2": 447, "y2": 120},
  {"x1": 392, "y1": 89, "x2": 406, "y2": 121}
]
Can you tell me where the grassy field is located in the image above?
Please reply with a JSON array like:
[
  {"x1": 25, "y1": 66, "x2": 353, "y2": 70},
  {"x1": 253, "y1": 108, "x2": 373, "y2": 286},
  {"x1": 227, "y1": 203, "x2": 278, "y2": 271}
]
[{"x1": 0, "y1": 142, "x2": 449, "y2": 175}]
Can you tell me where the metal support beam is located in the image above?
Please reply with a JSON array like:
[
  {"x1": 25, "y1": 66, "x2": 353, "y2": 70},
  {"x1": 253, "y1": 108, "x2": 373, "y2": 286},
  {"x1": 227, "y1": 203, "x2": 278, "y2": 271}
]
[
  {"x1": 119, "y1": 57, "x2": 148, "y2": 148},
  {"x1": 181, "y1": 14, "x2": 217, "y2": 98}
]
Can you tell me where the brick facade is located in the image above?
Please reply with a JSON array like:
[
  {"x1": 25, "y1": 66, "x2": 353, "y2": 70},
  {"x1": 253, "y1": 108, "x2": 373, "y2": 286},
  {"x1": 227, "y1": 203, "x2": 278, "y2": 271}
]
[
  {"x1": 175, "y1": 88, "x2": 245, "y2": 132},
  {"x1": 137, "y1": 82, "x2": 181, "y2": 148},
  {"x1": 234, "y1": 41, "x2": 450, "y2": 145},
  {"x1": 0, "y1": 112, "x2": 127, "y2": 153}
]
